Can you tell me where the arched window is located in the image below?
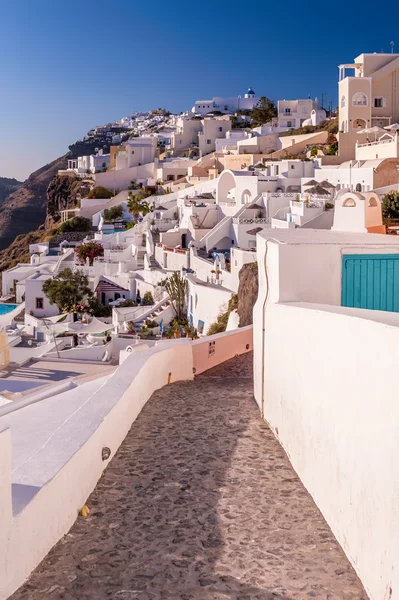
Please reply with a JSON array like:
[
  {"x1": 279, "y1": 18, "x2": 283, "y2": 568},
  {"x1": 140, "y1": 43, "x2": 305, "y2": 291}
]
[
  {"x1": 355, "y1": 183, "x2": 362, "y2": 192},
  {"x1": 353, "y1": 92, "x2": 368, "y2": 106},
  {"x1": 341, "y1": 95, "x2": 346, "y2": 108},
  {"x1": 343, "y1": 198, "x2": 356, "y2": 207},
  {"x1": 368, "y1": 197, "x2": 378, "y2": 207}
]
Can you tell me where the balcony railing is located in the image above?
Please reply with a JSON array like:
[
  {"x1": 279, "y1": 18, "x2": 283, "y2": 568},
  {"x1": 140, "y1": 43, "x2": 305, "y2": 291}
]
[{"x1": 232, "y1": 217, "x2": 268, "y2": 224}]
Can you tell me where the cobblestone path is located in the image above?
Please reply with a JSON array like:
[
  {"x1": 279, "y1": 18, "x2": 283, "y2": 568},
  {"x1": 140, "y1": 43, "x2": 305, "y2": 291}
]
[{"x1": 11, "y1": 353, "x2": 367, "y2": 600}]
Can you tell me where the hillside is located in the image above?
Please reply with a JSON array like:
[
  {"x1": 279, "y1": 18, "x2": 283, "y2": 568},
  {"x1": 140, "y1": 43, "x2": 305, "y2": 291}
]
[
  {"x1": 0, "y1": 155, "x2": 68, "y2": 251},
  {"x1": 0, "y1": 177, "x2": 22, "y2": 203}
]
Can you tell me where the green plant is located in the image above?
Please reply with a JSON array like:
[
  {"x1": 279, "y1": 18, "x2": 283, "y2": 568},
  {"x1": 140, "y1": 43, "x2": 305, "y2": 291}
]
[
  {"x1": 325, "y1": 202, "x2": 334, "y2": 210},
  {"x1": 42, "y1": 268, "x2": 92, "y2": 312},
  {"x1": 119, "y1": 299, "x2": 137, "y2": 307},
  {"x1": 142, "y1": 291, "x2": 154, "y2": 306},
  {"x1": 382, "y1": 191, "x2": 399, "y2": 220},
  {"x1": 59, "y1": 216, "x2": 91, "y2": 233},
  {"x1": 207, "y1": 293, "x2": 239, "y2": 336},
  {"x1": 159, "y1": 272, "x2": 188, "y2": 320},
  {"x1": 75, "y1": 241, "x2": 104, "y2": 265},
  {"x1": 88, "y1": 298, "x2": 112, "y2": 317},
  {"x1": 127, "y1": 321, "x2": 136, "y2": 333},
  {"x1": 87, "y1": 186, "x2": 113, "y2": 199},
  {"x1": 145, "y1": 319, "x2": 157, "y2": 328},
  {"x1": 103, "y1": 205, "x2": 123, "y2": 222},
  {"x1": 327, "y1": 141, "x2": 339, "y2": 155},
  {"x1": 251, "y1": 96, "x2": 277, "y2": 126}
]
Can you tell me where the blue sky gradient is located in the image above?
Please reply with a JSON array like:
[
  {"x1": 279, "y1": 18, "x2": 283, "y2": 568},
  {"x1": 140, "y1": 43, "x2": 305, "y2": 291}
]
[{"x1": 1, "y1": 0, "x2": 399, "y2": 180}]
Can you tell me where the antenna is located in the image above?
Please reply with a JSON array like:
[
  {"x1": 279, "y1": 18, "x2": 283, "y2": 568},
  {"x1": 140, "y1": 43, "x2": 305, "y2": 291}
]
[{"x1": 391, "y1": 41, "x2": 395, "y2": 54}]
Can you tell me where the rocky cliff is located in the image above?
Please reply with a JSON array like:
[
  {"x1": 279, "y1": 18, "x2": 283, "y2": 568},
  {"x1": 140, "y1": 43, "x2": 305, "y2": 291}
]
[
  {"x1": 237, "y1": 261, "x2": 258, "y2": 326},
  {"x1": 46, "y1": 174, "x2": 89, "y2": 227},
  {"x1": 0, "y1": 155, "x2": 68, "y2": 251}
]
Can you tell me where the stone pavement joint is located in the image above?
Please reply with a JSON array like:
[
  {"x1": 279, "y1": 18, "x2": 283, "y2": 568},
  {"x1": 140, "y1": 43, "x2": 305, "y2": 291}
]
[{"x1": 10, "y1": 352, "x2": 367, "y2": 600}]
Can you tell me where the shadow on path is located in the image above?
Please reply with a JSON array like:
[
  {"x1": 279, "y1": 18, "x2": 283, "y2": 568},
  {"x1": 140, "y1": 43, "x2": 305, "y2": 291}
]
[{"x1": 11, "y1": 353, "x2": 367, "y2": 600}]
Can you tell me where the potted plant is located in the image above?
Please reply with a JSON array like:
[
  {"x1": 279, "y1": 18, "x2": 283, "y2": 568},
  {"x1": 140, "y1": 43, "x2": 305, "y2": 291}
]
[{"x1": 172, "y1": 321, "x2": 181, "y2": 339}]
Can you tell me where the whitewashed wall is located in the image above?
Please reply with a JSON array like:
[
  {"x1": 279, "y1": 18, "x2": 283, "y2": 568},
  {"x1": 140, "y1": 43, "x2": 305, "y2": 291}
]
[
  {"x1": 0, "y1": 328, "x2": 252, "y2": 600},
  {"x1": 254, "y1": 301, "x2": 399, "y2": 600}
]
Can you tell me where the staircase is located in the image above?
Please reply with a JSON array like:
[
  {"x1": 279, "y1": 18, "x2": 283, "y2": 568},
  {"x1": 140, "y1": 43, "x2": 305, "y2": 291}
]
[{"x1": 136, "y1": 249, "x2": 146, "y2": 269}]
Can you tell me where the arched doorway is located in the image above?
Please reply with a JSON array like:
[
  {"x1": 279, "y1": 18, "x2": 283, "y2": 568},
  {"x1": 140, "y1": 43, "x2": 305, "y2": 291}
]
[
  {"x1": 216, "y1": 171, "x2": 236, "y2": 204},
  {"x1": 241, "y1": 189, "x2": 252, "y2": 204}
]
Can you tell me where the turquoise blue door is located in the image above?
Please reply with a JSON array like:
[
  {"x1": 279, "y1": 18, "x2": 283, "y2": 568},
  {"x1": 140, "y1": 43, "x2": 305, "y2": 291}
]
[{"x1": 342, "y1": 254, "x2": 399, "y2": 312}]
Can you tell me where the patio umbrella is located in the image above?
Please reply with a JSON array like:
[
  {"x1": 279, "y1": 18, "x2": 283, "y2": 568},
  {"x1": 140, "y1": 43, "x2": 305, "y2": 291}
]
[
  {"x1": 304, "y1": 185, "x2": 330, "y2": 197},
  {"x1": 385, "y1": 123, "x2": 399, "y2": 131},
  {"x1": 357, "y1": 126, "x2": 386, "y2": 140},
  {"x1": 304, "y1": 179, "x2": 319, "y2": 186},
  {"x1": 319, "y1": 180, "x2": 336, "y2": 189}
]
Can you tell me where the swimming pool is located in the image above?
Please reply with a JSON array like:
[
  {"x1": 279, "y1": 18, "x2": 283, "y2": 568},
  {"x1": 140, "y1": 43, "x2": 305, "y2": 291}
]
[{"x1": 0, "y1": 303, "x2": 18, "y2": 315}]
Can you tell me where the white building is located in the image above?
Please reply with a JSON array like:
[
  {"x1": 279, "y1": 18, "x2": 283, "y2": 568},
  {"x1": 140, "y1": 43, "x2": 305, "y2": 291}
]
[
  {"x1": 192, "y1": 88, "x2": 259, "y2": 116},
  {"x1": 115, "y1": 137, "x2": 157, "y2": 170},
  {"x1": 67, "y1": 151, "x2": 110, "y2": 174},
  {"x1": 277, "y1": 98, "x2": 326, "y2": 129}
]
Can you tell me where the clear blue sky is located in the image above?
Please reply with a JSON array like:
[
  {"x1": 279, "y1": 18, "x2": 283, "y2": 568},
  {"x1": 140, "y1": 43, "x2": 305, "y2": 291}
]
[{"x1": 1, "y1": 0, "x2": 399, "y2": 181}]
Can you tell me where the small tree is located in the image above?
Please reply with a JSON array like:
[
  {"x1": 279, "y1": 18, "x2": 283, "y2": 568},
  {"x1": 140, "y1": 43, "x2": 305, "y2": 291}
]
[
  {"x1": 59, "y1": 216, "x2": 91, "y2": 233},
  {"x1": 382, "y1": 191, "x2": 399, "y2": 220},
  {"x1": 42, "y1": 268, "x2": 92, "y2": 313},
  {"x1": 87, "y1": 186, "x2": 113, "y2": 199},
  {"x1": 127, "y1": 191, "x2": 152, "y2": 221},
  {"x1": 76, "y1": 242, "x2": 104, "y2": 265},
  {"x1": 251, "y1": 97, "x2": 277, "y2": 126},
  {"x1": 104, "y1": 205, "x2": 123, "y2": 222},
  {"x1": 159, "y1": 272, "x2": 188, "y2": 321},
  {"x1": 142, "y1": 291, "x2": 154, "y2": 305}
]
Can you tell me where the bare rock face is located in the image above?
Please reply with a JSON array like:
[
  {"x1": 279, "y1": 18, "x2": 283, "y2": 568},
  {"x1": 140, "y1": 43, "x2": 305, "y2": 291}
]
[
  {"x1": 45, "y1": 174, "x2": 87, "y2": 227},
  {"x1": 237, "y1": 262, "x2": 258, "y2": 327}
]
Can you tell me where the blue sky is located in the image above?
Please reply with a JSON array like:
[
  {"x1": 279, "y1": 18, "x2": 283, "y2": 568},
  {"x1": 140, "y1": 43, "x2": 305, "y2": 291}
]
[{"x1": 1, "y1": 0, "x2": 399, "y2": 181}]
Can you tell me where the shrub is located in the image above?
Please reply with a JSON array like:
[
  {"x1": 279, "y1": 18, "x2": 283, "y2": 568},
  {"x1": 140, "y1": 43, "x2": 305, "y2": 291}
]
[
  {"x1": 145, "y1": 319, "x2": 157, "y2": 328},
  {"x1": 76, "y1": 241, "x2": 104, "y2": 265},
  {"x1": 103, "y1": 205, "x2": 123, "y2": 222},
  {"x1": 87, "y1": 186, "x2": 113, "y2": 199},
  {"x1": 59, "y1": 216, "x2": 91, "y2": 233},
  {"x1": 206, "y1": 293, "x2": 239, "y2": 336},
  {"x1": 142, "y1": 291, "x2": 154, "y2": 305},
  {"x1": 325, "y1": 202, "x2": 334, "y2": 210},
  {"x1": 119, "y1": 299, "x2": 137, "y2": 307},
  {"x1": 382, "y1": 191, "x2": 399, "y2": 220},
  {"x1": 88, "y1": 298, "x2": 112, "y2": 317}
]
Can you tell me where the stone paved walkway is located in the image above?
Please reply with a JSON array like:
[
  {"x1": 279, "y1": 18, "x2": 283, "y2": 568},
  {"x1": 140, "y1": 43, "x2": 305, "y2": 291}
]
[{"x1": 11, "y1": 353, "x2": 367, "y2": 600}]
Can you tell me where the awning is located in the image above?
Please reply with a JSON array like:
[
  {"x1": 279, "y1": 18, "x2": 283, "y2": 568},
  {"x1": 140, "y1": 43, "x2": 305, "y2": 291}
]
[{"x1": 69, "y1": 317, "x2": 113, "y2": 335}]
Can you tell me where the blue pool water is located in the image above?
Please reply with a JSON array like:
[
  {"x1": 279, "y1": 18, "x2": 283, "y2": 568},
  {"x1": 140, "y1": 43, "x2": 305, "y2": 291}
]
[{"x1": 0, "y1": 303, "x2": 17, "y2": 315}]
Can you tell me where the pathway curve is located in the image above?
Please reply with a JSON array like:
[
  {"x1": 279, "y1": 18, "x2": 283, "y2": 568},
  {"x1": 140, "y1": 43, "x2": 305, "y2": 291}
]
[{"x1": 11, "y1": 353, "x2": 367, "y2": 600}]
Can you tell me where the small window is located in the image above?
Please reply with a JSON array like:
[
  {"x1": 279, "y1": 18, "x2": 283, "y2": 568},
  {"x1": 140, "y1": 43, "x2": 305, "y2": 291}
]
[
  {"x1": 198, "y1": 320, "x2": 204, "y2": 335},
  {"x1": 343, "y1": 198, "x2": 356, "y2": 207},
  {"x1": 352, "y1": 92, "x2": 368, "y2": 106},
  {"x1": 287, "y1": 121, "x2": 292, "y2": 127},
  {"x1": 290, "y1": 165, "x2": 295, "y2": 170},
  {"x1": 374, "y1": 97, "x2": 385, "y2": 108},
  {"x1": 368, "y1": 197, "x2": 378, "y2": 207},
  {"x1": 206, "y1": 139, "x2": 211, "y2": 144},
  {"x1": 355, "y1": 183, "x2": 362, "y2": 192},
  {"x1": 341, "y1": 96, "x2": 346, "y2": 108},
  {"x1": 36, "y1": 297, "x2": 44, "y2": 309},
  {"x1": 131, "y1": 150, "x2": 134, "y2": 154},
  {"x1": 284, "y1": 108, "x2": 291, "y2": 114},
  {"x1": 218, "y1": 127, "x2": 223, "y2": 132}
]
